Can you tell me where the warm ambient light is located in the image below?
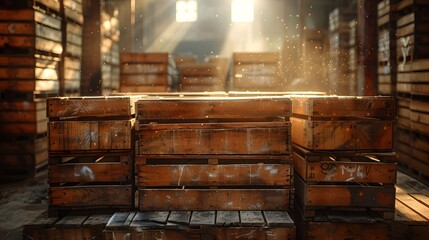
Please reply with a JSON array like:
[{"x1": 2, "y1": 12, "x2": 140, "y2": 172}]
[
  {"x1": 231, "y1": 0, "x2": 254, "y2": 23},
  {"x1": 176, "y1": 0, "x2": 198, "y2": 22}
]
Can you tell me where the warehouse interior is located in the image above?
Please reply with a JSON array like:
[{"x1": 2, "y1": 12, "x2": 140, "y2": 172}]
[{"x1": 0, "y1": 0, "x2": 428, "y2": 239}]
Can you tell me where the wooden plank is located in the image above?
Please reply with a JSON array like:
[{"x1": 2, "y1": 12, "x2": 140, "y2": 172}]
[
  {"x1": 120, "y1": 74, "x2": 168, "y2": 86},
  {"x1": 293, "y1": 152, "x2": 397, "y2": 184},
  {"x1": 240, "y1": 211, "x2": 265, "y2": 227},
  {"x1": 121, "y1": 52, "x2": 169, "y2": 63},
  {"x1": 213, "y1": 227, "x2": 295, "y2": 240},
  {"x1": 56, "y1": 215, "x2": 87, "y2": 228},
  {"x1": 49, "y1": 185, "x2": 132, "y2": 207},
  {"x1": 295, "y1": 176, "x2": 396, "y2": 209},
  {"x1": 105, "y1": 212, "x2": 136, "y2": 230},
  {"x1": 48, "y1": 162, "x2": 131, "y2": 183},
  {"x1": 189, "y1": 211, "x2": 216, "y2": 226},
  {"x1": 137, "y1": 164, "x2": 292, "y2": 187},
  {"x1": 121, "y1": 63, "x2": 167, "y2": 74},
  {"x1": 263, "y1": 211, "x2": 294, "y2": 227},
  {"x1": 48, "y1": 119, "x2": 134, "y2": 152},
  {"x1": 396, "y1": 187, "x2": 429, "y2": 220},
  {"x1": 136, "y1": 97, "x2": 292, "y2": 122},
  {"x1": 215, "y1": 211, "x2": 240, "y2": 227},
  {"x1": 119, "y1": 85, "x2": 168, "y2": 93},
  {"x1": 130, "y1": 212, "x2": 169, "y2": 229},
  {"x1": 291, "y1": 96, "x2": 395, "y2": 119},
  {"x1": 0, "y1": 119, "x2": 47, "y2": 135},
  {"x1": 139, "y1": 189, "x2": 291, "y2": 211},
  {"x1": 233, "y1": 52, "x2": 279, "y2": 63},
  {"x1": 304, "y1": 222, "x2": 390, "y2": 240},
  {"x1": 167, "y1": 211, "x2": 191, "y2": 225},
  {"x1": 138, "y1": 124, "x2": 290, "y2": 155},
  {"x1": 291, "y1": 117, "x2": 393, "y2": 151},
  {"x1": 47, "y1": 96, "x2": 137, "y2": 118}
]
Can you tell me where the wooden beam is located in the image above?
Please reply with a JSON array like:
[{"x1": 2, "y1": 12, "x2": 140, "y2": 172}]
[{"x1": 357, "y1": 0, "x2": 378, "y2": 95}]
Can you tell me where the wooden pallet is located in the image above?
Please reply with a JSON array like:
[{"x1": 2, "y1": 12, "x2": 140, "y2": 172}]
[
  {"x1": 104, "y1": 211, "x2": 295, "y2": 240},
  {"x1": 393, "y1": 171, "x2": 429, "y2": 240},
  {"x1": 23, "y1": 212, "x2": 110, "y2": 240}
]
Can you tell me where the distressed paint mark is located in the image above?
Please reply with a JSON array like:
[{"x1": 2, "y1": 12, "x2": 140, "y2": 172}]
[
  {"x1": 177, "y1": 165, "x2": 185, "y2": 186},
  {"x1": 341, "y1": 164, "x2": 368, "y2": 182},
  {"x1": 74, "y1": 165, "x2": 95, "y2": 181},
  {"x1": 236, "y1": 229, "x2": 256, "y2": 239},
  {"x1": 399, "y1": 36, "x2": 411, "y2": 71}
]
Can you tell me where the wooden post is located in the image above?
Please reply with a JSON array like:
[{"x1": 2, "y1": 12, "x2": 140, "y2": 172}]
[
  {"x1": 81, "y1": 0, "x2": 102, "y2": 95},
  {"x1": 119, "y1": 0, "x2": 134, "y2": 52},
  {"x1": 357, "y1": 0, "x2": 378, "y2": 96}
]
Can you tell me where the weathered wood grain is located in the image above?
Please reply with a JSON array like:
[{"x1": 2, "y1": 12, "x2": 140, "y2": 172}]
[
  {"x1": 291, "y1": 117, "x2": 393, "y2": 151},
  {"x1": 49, "y1": 119, "x2": 134, "y2": 152},
  {"x1": 136, "y1": 97, "x2": 291, "y2": 122},
  {"x1": 139, "y1": 189, "x2": 291, "y2": 211},
  {"x1": 138, "y1": 123, "x2": 290, "y2": 155},
  {"x1": 136, "y1": 164, "x2": 292, "y2": 187},
  {"x1": 49, "y1": 185, "x2": 132, "y2": 207}
]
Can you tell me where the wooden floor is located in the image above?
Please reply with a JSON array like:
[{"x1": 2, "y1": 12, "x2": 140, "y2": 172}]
[
  {"x1": 393, "y1": 171, "x2": 429, "y2": 240},
  {"x1": 17, "y1": 171, "x2": 429, "y2": 240}
]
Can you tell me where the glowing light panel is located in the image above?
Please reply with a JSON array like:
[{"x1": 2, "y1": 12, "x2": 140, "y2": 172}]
[
  {"x1": 176, "y1": 0, "x2": 197, "y2": 22},
  {"x1": 231, "y1": 0, "x2": 254, "y2": 23}
]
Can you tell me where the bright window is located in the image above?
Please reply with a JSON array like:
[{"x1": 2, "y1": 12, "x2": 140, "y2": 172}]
[
  {"x1": 231, "y1": 0, "x2": 254, "y2": 22},
  {"x1": 176, "y1": 0, "x2": 197, "y2": 22}
]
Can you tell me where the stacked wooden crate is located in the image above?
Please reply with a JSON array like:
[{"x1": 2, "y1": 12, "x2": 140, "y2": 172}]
[
  {"x1": 291, "y1": 96, "x2": 397, "y2": 240},
  {"x1": 328, "y1": 8, "x2": 356, "y2": 95},
  {"x1": 127, "y1": 96, "x2": 295, "y2": 238},
  {"x1": 47, "y1": 96, "x2": 138, "y2": 215},
  {"x1": 395, "y1": 0, "x2": 429, "y2": 184},
  {"x1": 347, "y1": 20, "x2": 357, "y2": 95},
  {"x1": 178, "y1": 57, "x2": 228, "y2": 92},
  {"x1": 100, "y1": 1, "x2": 120, "y2": 94},
  {"x1": 378, "y1": 0, "x2": 398, "y2": 95},
  {"x1": 63, "y1": 0, "x2": 83, "y2": 95},
  {"x1": 231, "y1": 52, "x2": 281, "y2": 91},
  {"x1": 119, "y1": 53, "x2": 178, "y2": 93},
  {"x1": 0, "y1": 0, "x2": 62, "y2": 177}
]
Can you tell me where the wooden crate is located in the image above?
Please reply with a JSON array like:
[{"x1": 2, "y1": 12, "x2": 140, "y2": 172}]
[
  {"x1": 231, "y1": 52, "x2": 281, "y2": 91},
  {"x1": 0, "y1": 135, "x2": 48, "y2": 176},
  {"x1": 295, "y1": 174, "x2": 396, "y2": 220},
  {"x1": 293, "y1": 144, "x2": 397, "y2": 184},
  {"x1": 119, "y1": 52, "x2": 175, "y2": 93},
  {"x1": 0, "y1": 8, "x2": 62, "y2": 55},
  {"x1": 0, "y1": 98, "x2": 47, "y2": 135},
  {"x1": 138, "y1": 122, "x2": 290, "y2": 155},
  {"x1": 393, "y1": 171, "x2": 429, "y2": 240},
  {"x1": 23, "y1": 212, "x2": 110, "y2": 240},
  {"x1": 291, "y1": 96, "x2": 394, "y2": 151},
  {"x1": 178, "y1": 62, "x2": 226, "y2": 92},
  {"x1": 47, "y1": 96, "x2": 138, "y2": 119},
  {"x1": 48, "y1": 119, "x2": 134, "y2": 154},
  {"x1": 136, "y1": 155, "x2": 292, "y2": 188},
  {"x1": 295, "y1": 209, "x2": 391, "y2": 240},
  {"x1": 104, "y1": 211, "x2": 295, "y2": 240},
  {"x1": 48, "y1": 154, "x2": 134, "y2": 211},
  {"x1": 136, "y1": 96, "x2": 292, "y2": 124}
]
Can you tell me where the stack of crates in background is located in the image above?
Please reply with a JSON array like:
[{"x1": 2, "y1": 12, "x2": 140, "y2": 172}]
[
  {"x1": 62, "y1": 0, "x2": 83, "y2": 96},
  {"x1": 0, "y1": 0, "x2": 62, "y2": 178},
  {"x1": 378, "y1": 0, "x2": 398, "y2": 96},
  {"x1": 177, "y1": 57, "x2": 228, "y2": 92},
  {"x1": 347, "y1": 20, "x2": 357, "y2": 95},
  {"x1": 46, "y1": 96, "x2": 138, "y2": 215},
  {"x1": 290, "y1": 96, "x2": 397, "y2": 240},
  {"x1": 395, "y1": 0, "x2": 429, "y2": 184},
  {"x1": 119, "y1": 52, "x2": 178, "y2": 93},
  {"x1": 328, "y1": 7, "x2": 356, "y2": 95},
  {"x1": 100, "y1": 1, "x2": 119, "y2": 94},
  {"x1": 231, "y1": 52, "x2": 281, "y2": 91},
  {"x1": 122, "y1": 96, "x2": 296, "y2": 238}
]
